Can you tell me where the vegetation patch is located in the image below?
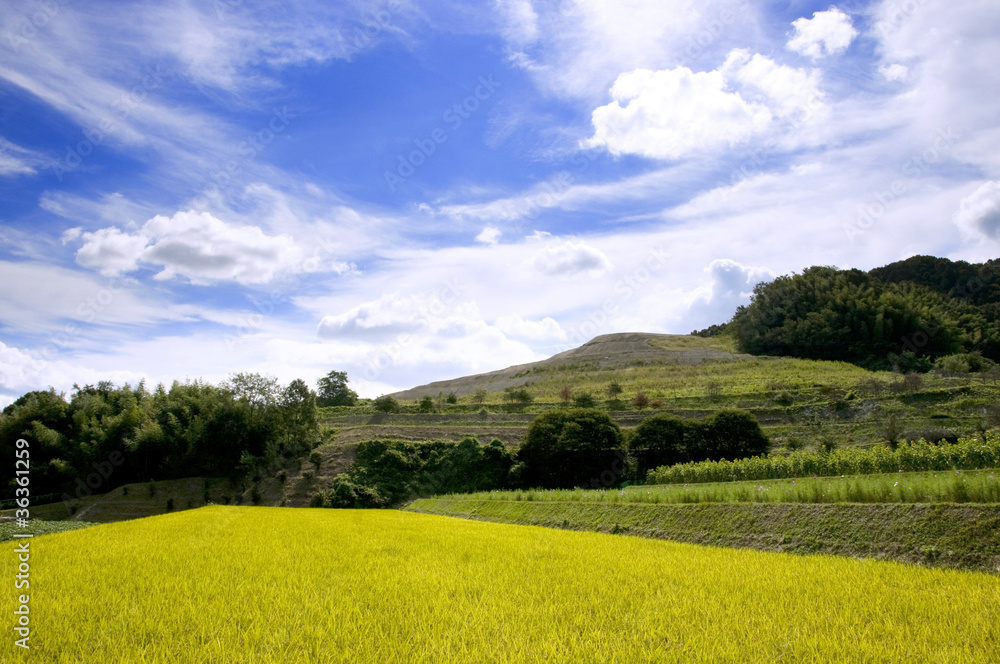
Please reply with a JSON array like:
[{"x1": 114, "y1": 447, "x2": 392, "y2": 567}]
[{"x1": 648, "y1": 433, "x2": 1000, "y2": 484}]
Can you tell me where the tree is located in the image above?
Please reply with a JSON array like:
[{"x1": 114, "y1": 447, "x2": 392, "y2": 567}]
[
  {"x1": 628, "y1": 414, "x2": 687, "y2": 479},
  {"x1": 317, "y1": 370, "x2": 358, "y2": 407},
  {"x1": 606, "y1": 382, "x2": 623, "y2": 403},
  {"x1": 517, "y1": 409, "x2": 625, "y2": 489},
  {"x1": 632, "y1": 392, "x2": 650, "y2": 410},
  {"x1": 503, "y1": 387, "x2": 533, "y2": 411},
  {"x1": 687, "y1": 410, "x2": 770, "y2": 462},
  {"x1": 559, "y1": 385, "x2": 573, "y2": 403},
  {"x1": 417, "y1": 395, "x2": 435, "y2": 413},
  {"x1": 572, "y1": 392, "x2": 597, "y2": 408}
]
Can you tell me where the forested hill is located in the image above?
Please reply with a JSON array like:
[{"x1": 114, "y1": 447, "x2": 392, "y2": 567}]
[
  {"x1": 868, "y1": 255, "x2": 1000, "y2": 307},
  {"x1": 725, "y1": 255, "x2": 1000, "y2": 371}
]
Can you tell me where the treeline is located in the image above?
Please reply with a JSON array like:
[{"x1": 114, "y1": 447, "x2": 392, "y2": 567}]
[
  {"x1": 316, "y1": 409, "x2": 770, "y2": 506},
  {"x1": 726, "y1": 256, "x2": 1000, "y2": 370},
  {"x1": 1, "y1": 374, "x2": 321, "y2": 499}
]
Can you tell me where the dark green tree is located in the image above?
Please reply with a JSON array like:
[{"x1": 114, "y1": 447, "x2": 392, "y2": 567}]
[
  {"x1": 316, "y1": 370, "x2": 358, "y2": 407},
  {"x1": 518, "y1": 409, "x2": 625, "y2": 489}
]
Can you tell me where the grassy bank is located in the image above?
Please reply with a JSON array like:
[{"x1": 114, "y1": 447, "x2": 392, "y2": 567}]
[{"x1": 406, "y1": 498, "x2": 1000, "y2": 573}]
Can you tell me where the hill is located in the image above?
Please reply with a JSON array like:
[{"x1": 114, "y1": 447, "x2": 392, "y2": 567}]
[{"x1": 390, "y1": 332, "x2": 748, "y2": 400}]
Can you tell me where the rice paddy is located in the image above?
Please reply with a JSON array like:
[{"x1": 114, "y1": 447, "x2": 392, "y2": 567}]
[{"x1": 3, "y1": 506, "x2": 998, "y2": 662}]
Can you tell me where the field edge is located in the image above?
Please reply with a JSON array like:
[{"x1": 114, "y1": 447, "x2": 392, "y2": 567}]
[{"x1": 405, "y1": 498, "x2": 1000, "y2": 574}]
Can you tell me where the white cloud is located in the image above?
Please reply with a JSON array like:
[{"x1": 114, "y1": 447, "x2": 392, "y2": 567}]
[
  {"x1": 684, "y1": 258, "x2": 774, "y2": 330},
  {"x1": 0, "y1": 137, "x2": 50, "y2": 176},
  {"x1": 75, "y1": 227, "x2": 149, "y2": 276},
  {"x1": 495, "y1": 315, "x2": 567, "y2": 341},
  {"x1": 316, "y1": 292, "x2": 455, "y2": 341},
  {"x1": 787, "y1": 7, "x2": 857, "y2": 59},
  {"x1": 492, "y1": 0, "x2": 750, "y2": 100},
  {"x1": 879, "y1": 63, "x2": 908, "y2": 81},
  {"x1": 722, "y1": 50, "x2": 825, "y2": 122},
  {"x1": 475, "y1": 225, "x2": 502, "y2": 245},
  {"x1": 494, "y1": 0, "x2": 539, "y2": 45},
  {"x1": 953, "y1": 181, "x2": 1000, "y2": 241},
  {"x1": 586, "y1": 66, "x2": 772, "y2": 160},
  {"x1": 69, "y1": 210, "x2": 347, "y2": 285},
  {"x1": 531, "y1": 239, "x2": 612, "y2": 276},
  {"x1": 586, "y1": 50, "x2": 823, "y2": 160}
]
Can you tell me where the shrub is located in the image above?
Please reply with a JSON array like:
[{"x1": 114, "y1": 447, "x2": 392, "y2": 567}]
[
  {"x1": 309, "y1": 449, "x2": 323, "y2": 468},
  {"x1": 165, "y1": 498, "x2": 174, "y2": 512},
  {"x1": 417, "y1": 396, "x2": 435, "y2": 413},
  {"x1": 572, "y1": 392, "x2": 598, "y2": 408},
  {"x1": 373, "y1": 395, "x2": 401, "y2": 413}
]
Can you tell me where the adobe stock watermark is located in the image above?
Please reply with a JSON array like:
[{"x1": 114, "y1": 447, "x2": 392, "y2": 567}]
[
  {"x1": 384, "y1": 75, "x2": 501, "y2": 192},
  {"x1": 223, "y1": 237, "x2": 343, "y2": 353},
  {"x1": 12, "y1": 437, "x2": 32, "y2": 650},
  {"x1": 58, "y1": 451, "x2": 126, "y2": 504},
  {"x1": 898, "y1": 263, "x2": 996, "y2": 356},
  {"x1": 54, "y1": 65, "x2": 165, "y2": 182},
  {"x1": 26, "y1": 276, "x2": 130, "y2": 378},
  {"x1": 683, "y1": 5, "x2": 739, "y2": 61},
  {"x1": 561, "y1": 247, "x2": 671, "y2": 349},
  {"x1": 192, "y1": 106, "x2": 293, "y2": 208},
  {"x1": 878, "y1": 0, "x2": 934, "y2": 35},
  {"x1": 843, "y1": 127, "x2": 958, "y2": 242},
  {"x1": 5, "y1": 0, "x2": 72, "y2": 53},
  {"x1": 362, "y1": 278, "x2": 463, "y2": 381}
]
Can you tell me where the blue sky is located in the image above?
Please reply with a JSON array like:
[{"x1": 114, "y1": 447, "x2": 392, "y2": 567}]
[{"x1": 1, "y1": 0, "x2": 999, "y2": 404}]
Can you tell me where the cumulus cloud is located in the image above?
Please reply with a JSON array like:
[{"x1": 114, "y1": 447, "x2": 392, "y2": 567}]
[
  {"x1": 531, "y1": 239, "x2": 612, "y2": 276},
  {"x1": 722, "y1": 50, "x2": 825, "y2": 122},
  {"x1": 786, "y1": 7, "x2": 857, "y2": 59},
  {"x1": 586, "y1": 66, "x2": 771, "y2": 160},
  {"x1": 586, "y1": 50, "x2": 823, "y2": 160},
  {"x1": 495, "y1": 315, "x2": 567, "y2": 341},
  {"x1": 69, "y1": 210, "x2": 349, "y2": 285},
  {"x1": 475, "y1": 225, "x2": 502, "y2": 245},
  {"x1": 953, "y1": 181, "x2": 1000, "y2": 240},
  {"x1": 75, "y1": 227, "x2": 150, "y2": 276},
  {"x1": 316, "y1": 292, "x2": 461, "y2": 341},
  {"x1": 685, "y1": 258, "x2": 775, "y2": 329}
]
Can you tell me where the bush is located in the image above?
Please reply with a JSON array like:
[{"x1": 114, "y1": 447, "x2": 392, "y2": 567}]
[
  {"x1": 572, "y1": 392, "x2": 598, "y2": 408},
  {"x1": 518, "y1": 409, "x2": 625, "y2": 489},
  {"x1": 373, "y1": 395, "x2": 401, "y2": 413},
  {"x1": 417, "y1": 396, "x2": 435, "y2": 413}
]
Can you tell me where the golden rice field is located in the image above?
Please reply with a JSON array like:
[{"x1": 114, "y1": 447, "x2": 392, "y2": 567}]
[{"x1": 3, "y1": 506, "x2": 999, "y2": 663}]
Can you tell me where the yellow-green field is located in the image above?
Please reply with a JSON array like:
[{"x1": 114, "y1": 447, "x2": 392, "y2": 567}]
[{"x1": 3, "y1": 506, "x2": 999, "y2": 663}]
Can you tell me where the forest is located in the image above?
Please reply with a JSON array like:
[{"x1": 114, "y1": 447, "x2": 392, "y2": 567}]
[{"x1": 724, "y1": 256, "x2": 1000, "y2": 371}]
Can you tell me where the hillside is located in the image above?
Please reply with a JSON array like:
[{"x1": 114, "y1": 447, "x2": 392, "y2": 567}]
[{"x1": 390, "y1": 332, "x2": 748, "y2": 400}]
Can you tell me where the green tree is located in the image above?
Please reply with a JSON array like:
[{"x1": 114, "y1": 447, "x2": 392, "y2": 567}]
[
  {"x1": 316, "y1": 370, "x2": 358, "y2": 407},
  {"x1": 518, "y1": 409, "x2": 625, "y2": 489},
  {"x1": 628, "y1": 414, "x2": 688, "y2": 479}
]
